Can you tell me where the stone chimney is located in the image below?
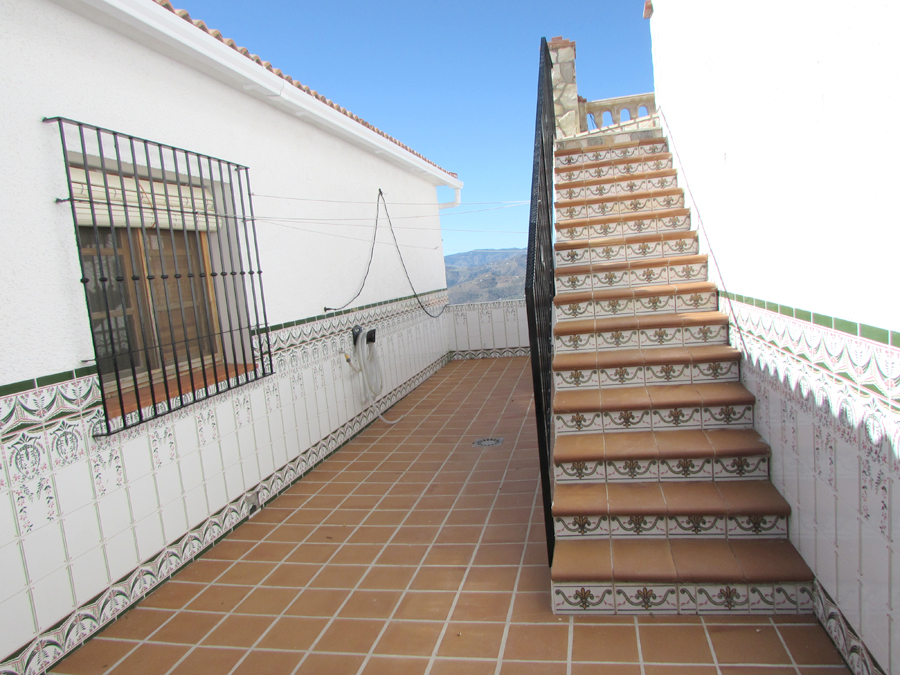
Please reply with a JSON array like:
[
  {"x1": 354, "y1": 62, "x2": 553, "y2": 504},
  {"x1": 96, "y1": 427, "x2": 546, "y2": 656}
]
[{"x1": 548, "y1": 36, "x2": 581, "y2": 138}]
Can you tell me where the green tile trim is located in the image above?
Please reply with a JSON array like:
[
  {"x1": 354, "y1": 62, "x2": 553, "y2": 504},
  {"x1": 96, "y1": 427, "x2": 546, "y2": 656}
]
[
  {"x1": 264, "y1": 288, "x2": 448, "y2": 334},
  {"x1": 728, "y1": 292, "x2": 897, "y2": 346},
  {"x1": 813, "y1": 314, "x2": 833, "y2": 329},
  {"x1": 36, "y1": 370, "x2": 75, "y2": 387},
  {"x1": 0, "y1": 378, "x2": 37, "y2": 397},
  {"x1": 74, "y1": 364, "x2": 98, "y2": 378}
]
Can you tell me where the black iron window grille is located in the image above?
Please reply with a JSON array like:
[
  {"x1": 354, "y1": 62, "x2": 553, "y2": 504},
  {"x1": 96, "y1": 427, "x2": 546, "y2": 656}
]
[{"x1": 47, "y1": 117, "x2": 272, "y2": 434}]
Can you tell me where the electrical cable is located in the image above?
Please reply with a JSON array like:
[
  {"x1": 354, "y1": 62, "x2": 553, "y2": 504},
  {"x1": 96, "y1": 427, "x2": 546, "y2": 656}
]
[
  {"x1": 252, "y1": 192, "x2": 527, "y2": 206},
  {"x1": 343, "y1": 329, "x2": 404, "y2": 425},
  {"x1": 322, "y1": 192, "x2": 381, "y2": 312}
]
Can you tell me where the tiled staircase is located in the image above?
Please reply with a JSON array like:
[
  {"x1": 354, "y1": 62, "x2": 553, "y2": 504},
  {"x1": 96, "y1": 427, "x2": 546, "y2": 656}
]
[{"x1": 548, "y1": 121, "x2": 815, "y2": 615}]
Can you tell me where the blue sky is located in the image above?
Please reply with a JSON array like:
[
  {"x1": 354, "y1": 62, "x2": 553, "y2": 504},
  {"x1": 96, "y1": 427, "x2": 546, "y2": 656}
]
[{"x1": 174, "y1": 0, "x2": 654, "y2": 255}]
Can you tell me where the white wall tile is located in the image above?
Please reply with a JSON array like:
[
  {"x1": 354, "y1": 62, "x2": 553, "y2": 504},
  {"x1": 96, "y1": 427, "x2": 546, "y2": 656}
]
[
  {"x1": 31, "y1": 566, "x2": 74, "y2": 631},
  {"x1": 69, "y1": 547, "x2": 109, "y2": 605},
  {"x1": 127, "y1": 475, "x2": 159, "y2": 523},
  {"x1": 0, "y1": 542, "x2": 27, "y2": 604},
  {"x1": 178, "y1": 451, "x2": 204, "y2": 494},
  {"x1": 62, "y1": 505, "x2": 102, "y2": 561},
  {"x1": 205, "y1": 476, "x2": 227, "y2": 513},
  {"x1": 0, "y1": 591, "x2": 35, "y2": 659},
  {"x1": 224, "y1": 465, "x2": 244, "y2": 501},
  {"x1": 134, "y1": 513, "x2": 164, "y2": 561},
  {"x1": 160, "y1": 501, "x2": 187, "y2": 543},
  {"x1": 0, "y1": 490, "x2": 18, "y2": 542},
  {"x1": 172, "y1": 417, "x2": 197, "y2": 456},
  {"x1": 219, "y1": 434, "x2": 240, "y2": 470},
  {"x1": 96, "y1": 489, "x2": 132, "y2": 539},
  {"x1": 184, "y1": 485, "x2": 208, "y2": 529},
  {"x1": 120, "y1": 436, "x2": 152, "y2": 482},
  {"x1": 105, "y1": 529, "x2": 137, "y2": 582},
  {"x1": 21, "y1": 522, "x2": 67, "y2": 582}
]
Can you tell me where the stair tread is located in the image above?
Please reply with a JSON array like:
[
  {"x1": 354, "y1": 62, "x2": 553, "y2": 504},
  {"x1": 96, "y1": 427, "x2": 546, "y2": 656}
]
[
  {"x1": 553, "y1": 345, "x2": 740, "y2": 371},
  {"x1": 556, "y1": 167, "x2": 677, "y2": 189},
  {"x1": 557, "y1": 185, "x2": 682, "y2": 208},
  {"x1": 555, "y1": 255, "x2": 707, "y2": 278},
  {"x1": 554, "y1": 281, "x2": 716, "y2": 306},
  {"x1": 553, "y1": 382, "x2": 754, "y2": 414},
  {"x1": 553, "y1": 480, "x2": 791, "y2": 517},
  {"x1": 554, "y1": 311, "x2": 728, "y2": 336},
  {"x1": 555, "y1": 152, "x2": 673, "y2": 174},
  {"x1": 556, "y1": 207, "x2": 690, "y2": 232},
  {"x1": 556, "y1": 229, "x2": 696, "y2": 252},
  {"x1": 556, "y1": 136, "x2": 667, "y2": 158},
  {"x1": 554, "y1": 429, "x2": 770, "y2": 464},
  {"x1": 551, "y1": 538, "x2": 813, "y2": 584}
]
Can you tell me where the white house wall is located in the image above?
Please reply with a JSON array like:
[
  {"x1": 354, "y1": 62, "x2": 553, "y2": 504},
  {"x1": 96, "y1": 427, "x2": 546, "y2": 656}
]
[
  {"x1": 0, "y1": 0, "x2": 461, "y2": 666},
  {"x1": 0, "y1": 0, "x2": 456, "y2": 385}
]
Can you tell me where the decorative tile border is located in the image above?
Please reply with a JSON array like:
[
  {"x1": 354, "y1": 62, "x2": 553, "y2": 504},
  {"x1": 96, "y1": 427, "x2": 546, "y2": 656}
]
[
  {"x1": 814, "y1": 580, "x2": 887, "y2": 675},
  {"x1": 0, "y1": 352, "x2": 449, "y2": 675},
  {"x1": 451, "y1": 347, "x2": 530, "y2": 361}
]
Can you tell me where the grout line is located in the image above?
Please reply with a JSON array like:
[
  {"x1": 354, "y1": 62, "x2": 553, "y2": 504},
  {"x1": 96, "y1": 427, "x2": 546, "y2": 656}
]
[
  {"x1": 634, "y1": 615, "x2": 646, "y2": 675},
  {"x1": 771, "y1": 619, "x2": 804, "y2": 675},
  {"x1": 699, "y1": 615, "x2": 723, "y2": 675}
]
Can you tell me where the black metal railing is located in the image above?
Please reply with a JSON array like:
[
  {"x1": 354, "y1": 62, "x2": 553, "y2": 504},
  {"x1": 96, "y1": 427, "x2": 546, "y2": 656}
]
[
  {"x1": 525, "y1": 38, "x2": 557, "y2": 566},
  {"x1": 48, "y1": 117, "x2": 273, "y2": 434}
]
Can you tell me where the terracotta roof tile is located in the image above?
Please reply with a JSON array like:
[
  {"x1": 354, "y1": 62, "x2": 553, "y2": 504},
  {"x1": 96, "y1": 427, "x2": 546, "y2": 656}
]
[{"x1": 152, "y1": 0, "x2": 457, "y2": 178}]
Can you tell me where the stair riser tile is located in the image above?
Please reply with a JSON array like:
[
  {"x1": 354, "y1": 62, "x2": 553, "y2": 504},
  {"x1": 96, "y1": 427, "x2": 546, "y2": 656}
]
[
  {"x1": 557, "y1": 291, "x2": 715, "y2": 320},
  {"x1": 551, "y1": 582, "x2": 814, "y2": 615},
  {"x1": 556, "y1": 213, "x2": 691, "y2": 244},
  {"x1": 682, "y1": 324, "x2": 729, "y2": 347},
  {"x1": 553, "y1": 406, "x2": 754, "y2": 435},
  {"x1": 553, "y1": 332, "x2": 597, "y2": 353},
  {"x1": 554, "y1": 368, "x2": 601, "y2": 390},
  {"x1": 557, "y1": 193, "x2": 686, "y2": 222},
  {"x1": 556, "y1": 157, "x2": 674, "y2": 184},
  {"x1": 586, "y1": 262, "x2": 709, "y2": 290},
  {"x1": 556, "y1": 176, "x2": 677, "y2": 202},
  {"x1": 554, "y1": 457, "x2": 767, "y2": 483},
  {"x1": 713, "y1": 456, "x2": 769, "y2": 479},
  {"x1": 556, "y1": 156, "x2": 674, "y2": 183},
  {"x1": 616, "y1": 584, "x2": 679, "y2": 614},
  {"x1": 548, "y1": 361, "x2": 739, "y2": 389},
  {"x1": 556, "y1": 247, "x2": 591, "y2": 267},
  {"x1": 555, "y1": 272, "x2": 593, "y2": 294},
  {"x1": 552, "y1": 515, "x2": 787, "y2": 539},
  {"x1": 555, "y1": 142, "x2": 669, "y2": 169},
  {"x1": 554, "y1": 461, "x2": 605, "y2": 482}
]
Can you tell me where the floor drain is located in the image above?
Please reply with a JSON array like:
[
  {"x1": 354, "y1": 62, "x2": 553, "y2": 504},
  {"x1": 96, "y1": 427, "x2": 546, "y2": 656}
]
[{"x1": 473, "y1": 438, "x2": 504, "y2": 447}]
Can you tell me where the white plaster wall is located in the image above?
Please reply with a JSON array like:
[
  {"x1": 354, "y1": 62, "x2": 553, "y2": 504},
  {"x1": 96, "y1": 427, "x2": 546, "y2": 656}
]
[
  {"x1": 649, "y1": 0, "x2": 900, "y2": 330},
  {"x1": 0, "y1": 0, "x2": 456, "y2": 384}
]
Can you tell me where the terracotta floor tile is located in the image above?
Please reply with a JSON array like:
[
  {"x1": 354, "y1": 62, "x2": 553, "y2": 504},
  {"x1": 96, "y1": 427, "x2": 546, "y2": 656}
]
[
  {"x1": 707, "y1": 625, "x2": 791, "y2": 664},
  {"x1": 473, "y1": 543, "x2": 526, "y2": 566},
  {"x1": 391, "y1": 525, "x2": 440, "y2": 545},
  {"x1": 260, "y1": 563, "x2": 322, "y2": 588},
  {"x1": 201, "y1": 614, "x2": 274, "y2": 647},
  {"x1": 216, "y1": 561, "x2": 276, "y2": 585},
  {"x1": 315, "y1": 618, "x2": 385, "y2": 654},
  {"x1": 139, "y1": 581, "x2": 205, "y2": 610},
  {"x1": 572, "y1": 624, "x2": 639, "y2": 662},
  {"x1": 516, "y1": 565, "x2": 551, "y2": 592},
  {"x1": 170, "y1": 559, "x2": 230, "y2": 583},
  {"x1": 410, "y1": 566, "x2": 467, "y2": 591},
  {"x1": 149, "y1": 611, "x2": 221, "y2": 644},
  {"x1": 286, "y1": 588, "x2": 351, "y2": 617},
  {"x1": 719, "y1": 668, "x2": 798, "y2": 675},
  {"x1": 437, "y1": 622, "x2": 505, "y2": 659},
  {"x1": 49, "y1": 638, "x2": 137, "y2": 674},
  {"x1": 462, "y1": 565, "x2": 518, "y2": 592},
  {"x1": 430, "y1": 658, "x2": 497, "y2": 675},
  {"x1": 445, "y1": 509, "x2": 489, "y2": 526},
  {"x1": 233, "y1": 586, "x2": 299, "y2": 615},
  {"x1": 482, "y1": 523, "x2": 530, "y2": 544},
  {"x1": 380, "y1": 496, "x2": 421, "y2": 510},
  {"x1": 97, "y1": 608, "x2": 173, "y2": 640},
  {"x1": 306, "y1": 524, "x2": 355, "y2": 543},
  {"x1": 106, "y1": 643, "x2": 189, "y2": 675},
  {"x1": 338, "y1": 590, "x2": 403, "y2": 619},
  {"x1": 348, "y1": 526, "x2": 398, "y2": 544},
  {"x1": 285, "y1": 542, "x2": 339, "y2": 563},
  {"x1": 571, "y1": 665, "x2": 642, "y2": 675},
  {"x1": 201, "y1": 539, "x2": 255, "y2": 560},
  {"x1": 639, "y1": 625, "x2": 713, "y2": 664},
  {"x1": 393, "y1": 591, "x2": 456, "y2": 621},
  {"x1": 643, "y1": 667, "x2": 717, "y2": 675},
  {"x1": 778, "y1": 625, "x2": 846, "y2": 665},
  {"x1": 255, "y1": 616, "x2": 328, "y2": 650},
  {"x1": 510, "y1": 591, "x2": 563, "y2": 623},
  {"x1": 504, "y1": 624, "x2": 569, "y2": 661},
  {"x1": 186, "y1": 585, "x2": 252, "y2": 612},
  {"x1": 231, "y1": 649, "x2": 305, "y2": 674},
  {"x1": 363, "y1": 510, "x2": 409, "y2": 526},
  {"x1": 375, "y1": 544, "x2": 429, "y2": 567},
  {"x1": 295, "y1": 653, "x2": 365, "y2": 675},
  {"x1": 797, "y1": 668, "x2": 852, "y2": 675},
  {"x1": 360, "y1": 656, "x2": 430, "y2": 675},
  {"x1": 373, "y1": 620, "x2": 444, "y2": 656},
  {"x1": 358, "y1": 566, "x2": 417, "y2": 590},
  {"x1": 168, "y1": 646, "x2": 245, "y2": 674},
  {"x1": 435, "y1": 525, "x2": 484, "y2": 544},
  {"x1": 404, "y1": 510, "x2": 446, "y2": 526},
  {"x1": 451, "y1": 592, "x2": 512, "y2": 622},
  {"x1": 500, "y1": 660, "x2": 568, "y2": 674},
  {"x1": 422, "y1": 544, "x2": 477, "y2": 566},
  {"x1": 243, "y1": 541, "x2": 298, "y2": 562}
]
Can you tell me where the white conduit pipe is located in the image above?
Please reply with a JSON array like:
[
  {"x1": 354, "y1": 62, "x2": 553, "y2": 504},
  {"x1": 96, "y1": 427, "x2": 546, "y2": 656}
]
[{"x1": 343, "y1": 327, "x2": 405, "y2": 425}]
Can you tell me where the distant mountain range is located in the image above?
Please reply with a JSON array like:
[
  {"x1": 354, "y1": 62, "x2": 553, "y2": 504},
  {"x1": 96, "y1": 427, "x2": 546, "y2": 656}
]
[{"x1": 444, "y1": 248, "x2": 526, "y2": 304}]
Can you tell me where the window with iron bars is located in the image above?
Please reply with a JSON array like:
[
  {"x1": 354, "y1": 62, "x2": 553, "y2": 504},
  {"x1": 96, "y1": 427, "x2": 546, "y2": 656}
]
[{"x1": 48, "y1": 118, "x2": 273, "y2": 434}]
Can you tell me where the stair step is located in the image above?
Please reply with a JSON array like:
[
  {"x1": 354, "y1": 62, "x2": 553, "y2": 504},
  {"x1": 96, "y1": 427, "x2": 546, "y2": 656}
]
[
  {"x1": 555, "y1": 169, "x2": 678, "y2": 202},
  {"x1": 553, "y1": 345, "x2": 740, "y2": 390},
  {"x1": 550, "y1": 538, "x2": 814, "y2": 614},
  {"x1": 555, "y1": 255, "x2": 708, "y2": 292},
  {"x1": 554, "y1": 281, "x2": 717, "y2": 320},
  {"x1": 555, "y1": 137, "x2": 669, "y2": 170},
  {"x1": 556, "y1": 208, "x2": 691, "y2": 244},
  {"x1": 555, "y1": 153, "x2": 674, "y2": 183},
  {"x1": 555, "y1": 231, "x2": 700, "y2": 269},
  {"x1": 552, "y1": 382, "x2": 755, "y2": 434},
  {"x1": 557, "y1": 187, "x2": 685, "y2": 222},
  {"x1": 552, "y1": 481, "x2": 789, "y2": 539},
  {"x1": 553, "y1": 311, "x2": 730, "y2": 353}
]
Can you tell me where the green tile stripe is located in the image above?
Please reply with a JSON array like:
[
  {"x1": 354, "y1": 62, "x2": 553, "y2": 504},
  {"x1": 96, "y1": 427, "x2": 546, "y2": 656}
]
[
  {"x1": 263, "y1": 288, "x2": 448, "y2": 334},
  {"x1": 721, "y1": 292, "x2": 898, "y2": 347},
  {"x1": 0, "y1": 364, "x2": 98, "y2": 398}
]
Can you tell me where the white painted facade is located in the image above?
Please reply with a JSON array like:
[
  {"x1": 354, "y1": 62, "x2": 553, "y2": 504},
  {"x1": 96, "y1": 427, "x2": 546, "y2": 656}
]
[
  {"x1": 649, "y1": 0, "x2": 900, "y2": 330},
  {"x1": 0, "y1": 0, "x2": 494, "y2": 667}
]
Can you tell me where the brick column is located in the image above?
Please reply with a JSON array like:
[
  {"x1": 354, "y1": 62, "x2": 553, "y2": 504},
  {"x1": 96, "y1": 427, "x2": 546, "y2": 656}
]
[{"x1": 548, "y1": 36, "x2": 581, "y2": 138}]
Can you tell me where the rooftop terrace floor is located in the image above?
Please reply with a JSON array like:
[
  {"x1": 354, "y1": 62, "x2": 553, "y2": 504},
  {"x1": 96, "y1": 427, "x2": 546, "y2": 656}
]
[{"x1": 51, "y1": 357, "x2": 850, "y2": 675}]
